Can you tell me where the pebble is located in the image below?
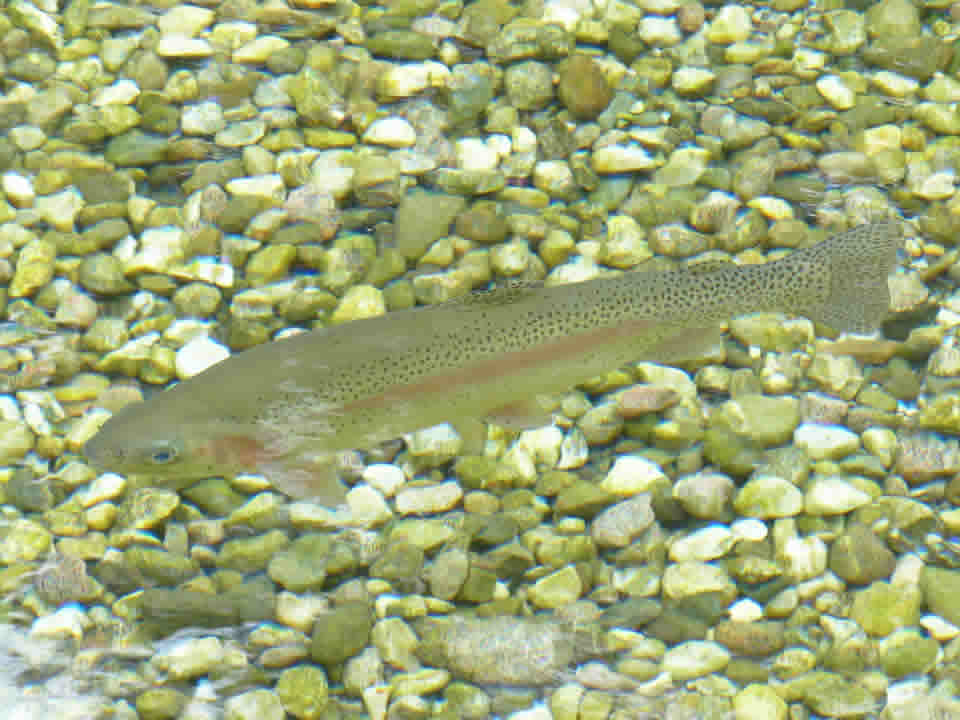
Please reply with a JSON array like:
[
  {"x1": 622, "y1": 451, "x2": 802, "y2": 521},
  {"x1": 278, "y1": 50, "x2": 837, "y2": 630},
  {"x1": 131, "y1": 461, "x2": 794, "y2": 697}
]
[
  {"x1": 182, "y1": 101, "x2": 226, "y2": 136},
  {"x1": 234, "y1": 36, "x2": 291, "y2": 64},
  {"x1": 0, "y1": 170, "x2": 37, "y2": 208},
  {"x1": 155, "y1": 637, "x2": 225, "y2": 680},
  {"x1": 361, "y1": 463, "x2": 406, "y2": 497},
  {"x1": 668, "y1": 524, "x2": 734, "y2": 562},
  {"x1": 156, "y1": 35, "x2": 213, "y2": 59},
  {"x1": 395, "y1": 480, "x2": 463, "y2": 515},
  {"x1": 223, "y1": 689, "x2": 285, "y2": 720},
  {"x1": 592, "y1": 144, "x2": 658, "y2": 173},
  {"x1": 662, "y1": 561, "x2": 736, "y2": 602},
  {"x1": 637, "y1": 16, "x2": 682, "y2": 46},
  {"x1": 661, "y1": 640, "x2": 730, "y2": 681},
  {"x1": 673, "y1": 471, "x2": 734, "y2": 519},
  {"x1": 175, "y1": 335, "x2": 230, "y2": 379},
  {"x1": 30, "y1": 605, "x2": 90, "y2": 640},
  {"x1": 591, "y1": 493, "x2": 655, "y2": 548},
  {"x1": 362, "y1": 116, "x2": 417, "y2": 148},
  {"x1": 804, "y1": 476, "x2": 872, "y2": 515},
  {"x1": 734, "y1": 474, "x2": 803, "y2": 518},
  {"x1": 705, "y1": 5, "x2": 752, "y2": 44},
  {"x1": 793, "y1": 423, "x2": 861, "y2": 461},
  {"x1": 347, "y1": 484, "x2": 393, "y2": 527},
  {"x1": 601, "y1": 454, "x2": 667, "y2": 495},
  {"x1": 453, "y1": 138, "x2": 500, "y2": 171},
  {"x1": 816, "y1": 74, "x2": 857, "y2": 110}
]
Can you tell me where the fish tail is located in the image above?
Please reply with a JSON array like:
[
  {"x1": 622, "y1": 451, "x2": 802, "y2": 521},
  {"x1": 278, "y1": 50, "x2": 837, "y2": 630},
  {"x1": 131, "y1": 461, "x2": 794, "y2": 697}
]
[{"x1": 795, "y1": 221, "x2": 903, "y2": 334}]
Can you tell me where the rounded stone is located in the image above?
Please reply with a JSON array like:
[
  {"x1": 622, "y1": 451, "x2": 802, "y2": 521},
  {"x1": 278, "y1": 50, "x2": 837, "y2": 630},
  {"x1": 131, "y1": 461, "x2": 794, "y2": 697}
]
[
  {"x1": 275, "y1": 665, "x2": 329, "y2": 719},
  {"x1": 557, "y1": 55, "x2": 612, "y2": 120}
]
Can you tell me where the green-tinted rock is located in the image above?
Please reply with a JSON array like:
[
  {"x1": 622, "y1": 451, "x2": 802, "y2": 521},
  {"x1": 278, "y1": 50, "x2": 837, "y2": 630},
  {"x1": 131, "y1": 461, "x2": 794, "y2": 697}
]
[
  {"x1": 138, "y1": 585, "x2": 275, "y2": 632},
  {"x1": 733, "y1": 474, "x2": 803, "y2": 518},
  {"x1": 311, "y1": 601, "x2": 373, "y2": 666},
  {"x1": 394, "y1": 189, "x2": 466, "y2": 260},
  {"x1": 455, "y1": 200, "x2": 508, "y2": 245},
  {"x1": 218, "y1": 530, "x2": 290, "y2": 572},
  {"x1": 136, "y1": 687, "x2": 188, "y2": 720},
  {"x1": 504, "y1": 60, "x2": 553, "y2": 111},
  {"x1": 878, "y1": 628, "x2": 938, "y2": 679},
  {"x1": 367, "y1": 30, "x2": 436, "y2": 59},
  {"x1": 828, "y1": 524, "x2": 895, "y2": 585},
  {"x1": 557, "y1": 54, "x2": 612, "y2": 120},
  {"x1": 0, "y1": 421, "x2": 35, "y2": 465},
  {"x1": 124, "y1": 547, "x2": 200, "y2": 586},
  {"x1": 712, "y1": 394, "x2": 799, "y2": 447},
  {"x1": 105, "y1": 129, "x2": 169, "y2": 166},
  {"x1": 458, "y1": 564, "x2": 497, "y2": 604},
  {"x1": 267, "y1": 534, "x2": 333, "y2": 592},
  {"x1": 554, "y1": 480, "x2": 615, "y2": 518},
  {"x1": 34, "y1": 553, "x2": 101, "y2": 605},
  {"x1": 851, "y1": 581, "x2": 921, "y2": 636},
  {"x1": 6, "y1": 468, "x2": 53, "y2": 512},
  {"x1": 427, "y1": 548, "x2": 469, "y2": 600},
  {"x1": 72, "y1": 169, "x2": 133, "y2": 203},
  {"x1": 714, "y1": 620, "x2": 785, "y2": 657},
  {"x1": 447, "y1": 62, "x2": 496, "y2": 128},
  {"x1": 246, "y1": 244, "x2": 297, "y2": 286},
  {"x1": 370, "y1": 541, "x2": 424, "y2": 586},
  {"x1": 116, "y1": 487, "x2": 179, "y2": 530},
  {"x1": 10, "y1": 239, "x2": 56, "y2": 298},
  {"x1": 915, "y1": 391, "x2": 960, "y2": 434},
  {"x1": 864, "y1": 35, "x2": 949, "y2": 82},
  {"x1": 865, "y1": 0, "x2": 920, "y2": 39},
  {"x1": 794, "y1": 671, "x2": 878, "y2": 718},
  {"x1": 78, "y1": 253, "x2": 133, "y2": 294},
  {"x1": 172, "y1": 282, "x2": 221, "y2": 317},
  {"x1": 921, "y1": 566, "x2": 960, "y2": 627},
  {"x1": 181, "y1": 477, "x2": 249, "y2": 516},
  {"x1": 275, "y1": 664, "x2": 329, "y2": 719}
]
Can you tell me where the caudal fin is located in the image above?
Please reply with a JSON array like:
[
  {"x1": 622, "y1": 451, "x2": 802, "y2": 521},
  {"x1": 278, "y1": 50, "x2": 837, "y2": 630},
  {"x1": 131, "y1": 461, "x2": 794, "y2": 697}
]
[{"x1": 802, "y1": 221, "x2": 903, "y2": 334}]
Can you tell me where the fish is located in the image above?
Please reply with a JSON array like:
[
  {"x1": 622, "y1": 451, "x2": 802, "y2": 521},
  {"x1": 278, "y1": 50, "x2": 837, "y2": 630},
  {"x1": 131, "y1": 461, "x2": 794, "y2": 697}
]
[{"x1": 83, "y1": 222, "x2": 902, "y2": 504}]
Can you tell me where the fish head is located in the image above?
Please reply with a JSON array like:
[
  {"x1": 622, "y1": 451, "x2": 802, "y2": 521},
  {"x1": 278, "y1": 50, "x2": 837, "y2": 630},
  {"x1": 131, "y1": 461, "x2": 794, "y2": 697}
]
[
  {"x1": 83, "y1": 408, "x2": 194, "y2": 477},
  {"x1": 82, "y1": 400, "x2": 253, "y2": 481}
]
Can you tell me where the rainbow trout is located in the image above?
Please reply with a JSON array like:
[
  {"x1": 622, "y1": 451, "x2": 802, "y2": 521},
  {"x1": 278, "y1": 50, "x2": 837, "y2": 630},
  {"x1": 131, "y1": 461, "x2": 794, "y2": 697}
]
[{"x1": 84, "y1": 222, "x2": 901, "y2": 503}]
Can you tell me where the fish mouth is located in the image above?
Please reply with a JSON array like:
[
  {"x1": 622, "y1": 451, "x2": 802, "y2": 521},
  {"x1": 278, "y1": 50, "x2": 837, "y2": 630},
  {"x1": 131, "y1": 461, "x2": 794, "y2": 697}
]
[{"x1": 82, "y1": 434, "x2": 109, "y2": 468}]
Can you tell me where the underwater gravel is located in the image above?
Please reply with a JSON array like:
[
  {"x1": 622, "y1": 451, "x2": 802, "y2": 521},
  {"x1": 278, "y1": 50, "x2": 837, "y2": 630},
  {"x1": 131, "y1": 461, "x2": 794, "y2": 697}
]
[{"x1": 5, "y1": 0, "x2": 960, "y2": 718}]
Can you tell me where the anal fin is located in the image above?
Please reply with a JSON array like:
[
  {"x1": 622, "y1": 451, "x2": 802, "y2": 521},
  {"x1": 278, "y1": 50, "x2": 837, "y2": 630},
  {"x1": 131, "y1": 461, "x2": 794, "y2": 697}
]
[
  {"x1": 452, "y1": 417, "x2": 487, "y2": 455},
  {"x1": 485, "y1": 394, "x2": 561, "y2": 431},
  {"x1": 644, "y1": 325, "x2": 724, "y2": 365}
]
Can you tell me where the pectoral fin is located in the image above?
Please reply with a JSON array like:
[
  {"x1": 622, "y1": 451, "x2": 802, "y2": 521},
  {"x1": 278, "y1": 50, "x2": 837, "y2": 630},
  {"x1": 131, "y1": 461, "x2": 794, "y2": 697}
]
[{"x1": 260, "y1": 453, "x2": 348, "y2": 506}]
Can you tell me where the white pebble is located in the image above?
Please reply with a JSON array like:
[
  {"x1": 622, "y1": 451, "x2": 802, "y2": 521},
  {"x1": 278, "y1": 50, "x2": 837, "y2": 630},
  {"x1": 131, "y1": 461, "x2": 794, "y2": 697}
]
[
  {"x1": 362, "y1": 463, "x2": 406, "y2": 497},
  {"x1": 363, "y1": 116, "x2": 417, "y2": 148},
  {"x1": 592, "y1": 144, "x2": 657, "y2": 173},
  {"x1": 602, "y1": 454, "x2": 667, "y2": 495},
  {"x1": 346, "y1": 484, "x2": 393, "y2": 527},
  {"x1": 455, "y1": 137, "x2": 499, "y2": 171},
  {"x1": 395, "y1": 480, "x2": 463, "y2": 515},
  {"x1": 175, "y1": 335, "x2": 230, "y2": 379},
  {"x1": 155, "y1": 637, "x2": 225, "y2": 680},
  {"x1": 31, "y1": 606, "x2": 90, "y2": 640},
  {"x1": 816, "y1": 74, "x2": 856, "y2": 110}
]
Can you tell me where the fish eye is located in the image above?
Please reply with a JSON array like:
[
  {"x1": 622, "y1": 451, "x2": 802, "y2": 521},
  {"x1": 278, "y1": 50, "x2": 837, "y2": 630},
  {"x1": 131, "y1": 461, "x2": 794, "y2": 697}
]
[{"x1": 147, "y1": 444, "x2": 178, "y2": 464}]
